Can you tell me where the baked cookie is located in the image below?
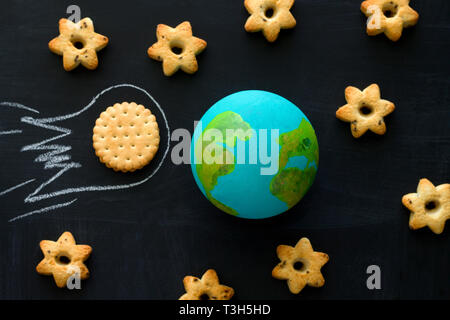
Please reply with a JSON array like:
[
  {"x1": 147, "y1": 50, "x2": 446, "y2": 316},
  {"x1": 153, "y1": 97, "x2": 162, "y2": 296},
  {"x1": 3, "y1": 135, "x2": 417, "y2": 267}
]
[
  {"x1": 93, "y1": 102, "x2": 160, "y2": 172},
  {"x1": 244, "y1": 0, "x2": 296, "y2": 42},
  {"x1": 361, "y1": 0, "x2": 419, "y2": 41},
  {"x1": 49, "y1": 17, "x2": 109, "y2": 71},
  {"x1": 272, "y1": 238, "x2": 329, "y2": 294},
  {"x1": 36, "y1": 231, "x2": 92, "y2": 288},
  {"x1": 147, "y1": 21, "x2": 207, "y2": 76},
  {"x1": 179, "y1": 269, "x2": 234, "y2": 300},
  {"x1": 402, "y1": 179, "x2": 450, "y2": 234},
  {"x1": 336, "y1": 84, "x2": 395, "y2": 138}
]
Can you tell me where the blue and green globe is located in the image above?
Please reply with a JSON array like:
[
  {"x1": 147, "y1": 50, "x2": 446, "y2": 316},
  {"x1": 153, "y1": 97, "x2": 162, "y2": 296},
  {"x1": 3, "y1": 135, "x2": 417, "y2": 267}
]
[{"x1": 191, "y1": 90, "x2": 318, "y2": 219}]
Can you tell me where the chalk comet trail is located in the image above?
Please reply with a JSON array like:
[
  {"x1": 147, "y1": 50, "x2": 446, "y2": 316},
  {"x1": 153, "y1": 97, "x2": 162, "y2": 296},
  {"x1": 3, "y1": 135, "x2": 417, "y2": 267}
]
[{"x1": 1, "y1": 84, "x2": 170, "y2": 222}]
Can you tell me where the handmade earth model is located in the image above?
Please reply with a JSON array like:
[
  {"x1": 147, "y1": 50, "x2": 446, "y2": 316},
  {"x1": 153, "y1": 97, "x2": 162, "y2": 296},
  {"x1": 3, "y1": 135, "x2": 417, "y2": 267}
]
[{"x1": 191, "y1": 90, "x2": 318, "y2": 219}]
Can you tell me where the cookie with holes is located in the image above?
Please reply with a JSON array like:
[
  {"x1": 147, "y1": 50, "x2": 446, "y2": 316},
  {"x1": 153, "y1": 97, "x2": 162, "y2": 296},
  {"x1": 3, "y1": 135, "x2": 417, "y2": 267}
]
[
  {"x1": 272, "y1": 237, "x2": 329, "y2": 294},
  {"x1": 402, "y1": 179, "x2": 450, "y2": 234},
  {"x1": 179, "y1": 269, "x2": 234, "y2": 300},
  {"x1": 93, "y1": 102, "x2": 160, "y2": 172},
  {"x1": 36, "y1": 231, "x2": 92, "y2": 288},
  {"x1": 49, "y1": 17, "x2": 109, "y2": 71},
  {"x1": 244, "y1": 0, "x2": 296, "y2": 42},
  {"x1": 147, "y1": 21, "x2": 207, "y2": 76},
  {"x1": 336, "y1": 84, "x2": 395, "y2": 138},
  {"x1": 361, "y1": 0, "x2": 419, "y2": 41}
]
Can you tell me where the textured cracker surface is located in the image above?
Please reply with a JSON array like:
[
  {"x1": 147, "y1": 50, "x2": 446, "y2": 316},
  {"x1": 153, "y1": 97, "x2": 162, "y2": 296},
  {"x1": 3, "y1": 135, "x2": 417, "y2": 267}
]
[{"x1": 93, "y1": 102, "x2": 160, "y2": 172}]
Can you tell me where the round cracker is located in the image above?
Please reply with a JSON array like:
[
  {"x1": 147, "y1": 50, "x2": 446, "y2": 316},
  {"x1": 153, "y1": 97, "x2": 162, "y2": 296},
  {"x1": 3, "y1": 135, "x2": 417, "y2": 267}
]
[{"x1": 93, "y1": 102, "x2": 160, "y2": 172}]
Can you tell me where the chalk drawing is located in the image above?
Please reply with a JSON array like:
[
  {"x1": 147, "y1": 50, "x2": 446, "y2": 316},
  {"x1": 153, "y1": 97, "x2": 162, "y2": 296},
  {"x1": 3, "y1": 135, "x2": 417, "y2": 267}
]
[
  {"x1": 0, "y1": 179, "x2": 36, "y2": 197},
  {"x1": 0, "y1": 130, "x2": 22, "y2": 135},
  {"x1": 0, "y1": 84, "x2": 170, "y2": 222}
]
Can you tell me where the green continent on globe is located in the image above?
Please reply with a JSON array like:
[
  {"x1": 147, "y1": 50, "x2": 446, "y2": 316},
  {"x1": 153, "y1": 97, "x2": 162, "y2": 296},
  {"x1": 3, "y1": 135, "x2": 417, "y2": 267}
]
[
  {"x1": 195, "y1": 111, "x2": 252, "y2": 216},
  {"x1": 270, "y1": 118, "x2": 319, "y2": 208},
  {"x1": 270, "y1": 167, "x2": 317, "y2": 208}
]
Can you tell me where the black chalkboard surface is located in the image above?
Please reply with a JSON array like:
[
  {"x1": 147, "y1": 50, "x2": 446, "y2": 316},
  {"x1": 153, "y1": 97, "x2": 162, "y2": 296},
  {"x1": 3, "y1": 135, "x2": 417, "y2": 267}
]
[{"x1": 0, "y1": 0, "x2": 449, "y2": 300}]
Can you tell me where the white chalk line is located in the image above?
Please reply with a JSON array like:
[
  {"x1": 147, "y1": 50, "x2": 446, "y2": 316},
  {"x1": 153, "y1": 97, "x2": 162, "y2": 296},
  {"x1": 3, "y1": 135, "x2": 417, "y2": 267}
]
[
  {"x1": 0, "y1": 179, "x2": 35, "y2": 197},
  {"x1": 0, "y1": 130, "x2": 22, "y2": 135},
  {"x1": 37, "y1": 83, "x2": 162, "y2": 123},
  {"x1": 8, "y1": 198, "x2": 78, "y2": 222},
  {"x1": 25, "y1": 163, "x2": 81, "y2": 203},
  {"x1": 22, "y1": 83, "x2": 170, "y2": 202},
  {"x1": 6, "y1": 83, "x2": 170, "y2": 221},
  {"x1": 0, "y1": 102, "x2": 39, "y2": 114},
  {"x1": 0, "y1": 101, "x2": 39, "y2": 136}
]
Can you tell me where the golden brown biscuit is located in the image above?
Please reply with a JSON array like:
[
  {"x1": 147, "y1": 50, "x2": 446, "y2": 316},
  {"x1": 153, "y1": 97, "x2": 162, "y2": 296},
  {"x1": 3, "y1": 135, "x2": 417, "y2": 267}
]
[
  {"x1": 49, "y1": 17, "x2": 109, "y2": 71},
  {"x1": 244, "y1": 0, "x2": 296, "y2": 42},
  {"x1": 336, "y1": 84, "x2": 395, "y2": 138},
  {"x1": 147, "y1": 21, "x2": 207, "y2": 76},
  {"x1": 402, "y1": 179, "x2": 450, "y2": 234},
  {"x1": 179, "y1": 269, "x2": 234, "y2": 300},
  {"x1": 272, "y1": 238, "x2": 329, "y2": 294},
  {"x1": 93, "y1": 102, "x2": 160, "y2": 172},
  {"x1": 361, "y1": 0, "x2": 419, "y2": 41},
  {"x1": 36, "y1": 231, "x2": 92, "y2": 288}
]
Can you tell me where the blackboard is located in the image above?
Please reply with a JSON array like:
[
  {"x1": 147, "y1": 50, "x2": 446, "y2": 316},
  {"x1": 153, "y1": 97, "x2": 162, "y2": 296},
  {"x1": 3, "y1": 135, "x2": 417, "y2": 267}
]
[{"x1": 0, "y1": 0, "x2": 449, "y2": 300}]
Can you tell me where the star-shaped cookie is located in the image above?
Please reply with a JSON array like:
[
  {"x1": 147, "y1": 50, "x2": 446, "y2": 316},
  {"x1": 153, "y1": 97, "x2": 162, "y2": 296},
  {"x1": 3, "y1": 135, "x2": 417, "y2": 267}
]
[
  {"x1": 179, "y1": 269, "x2": 234, "y2": 300},
  {"x1": 272, "y1": 238, "x2": 329, "y2": 294},
  {"x1": 361, "y1": 0, "x2": 419, "y2": 41},
  {"x1": 36, "y1": 231, "x2": 92, "y2": 288},
  {"x1": 336, "y1": 84, "x2": 395, "y2": 138},
  {"x1": 147, "y1": 21, "x2": 207, "y2": 76},
  {"x1": 402, "y1": 179, "x2": 450, "y2": 234},
  {"x1": 49, "y1": 17, "x2": 109, "y2": 71},
  {"x1": 244, "y1": 0, "x2": 296, "y2": 42}
]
